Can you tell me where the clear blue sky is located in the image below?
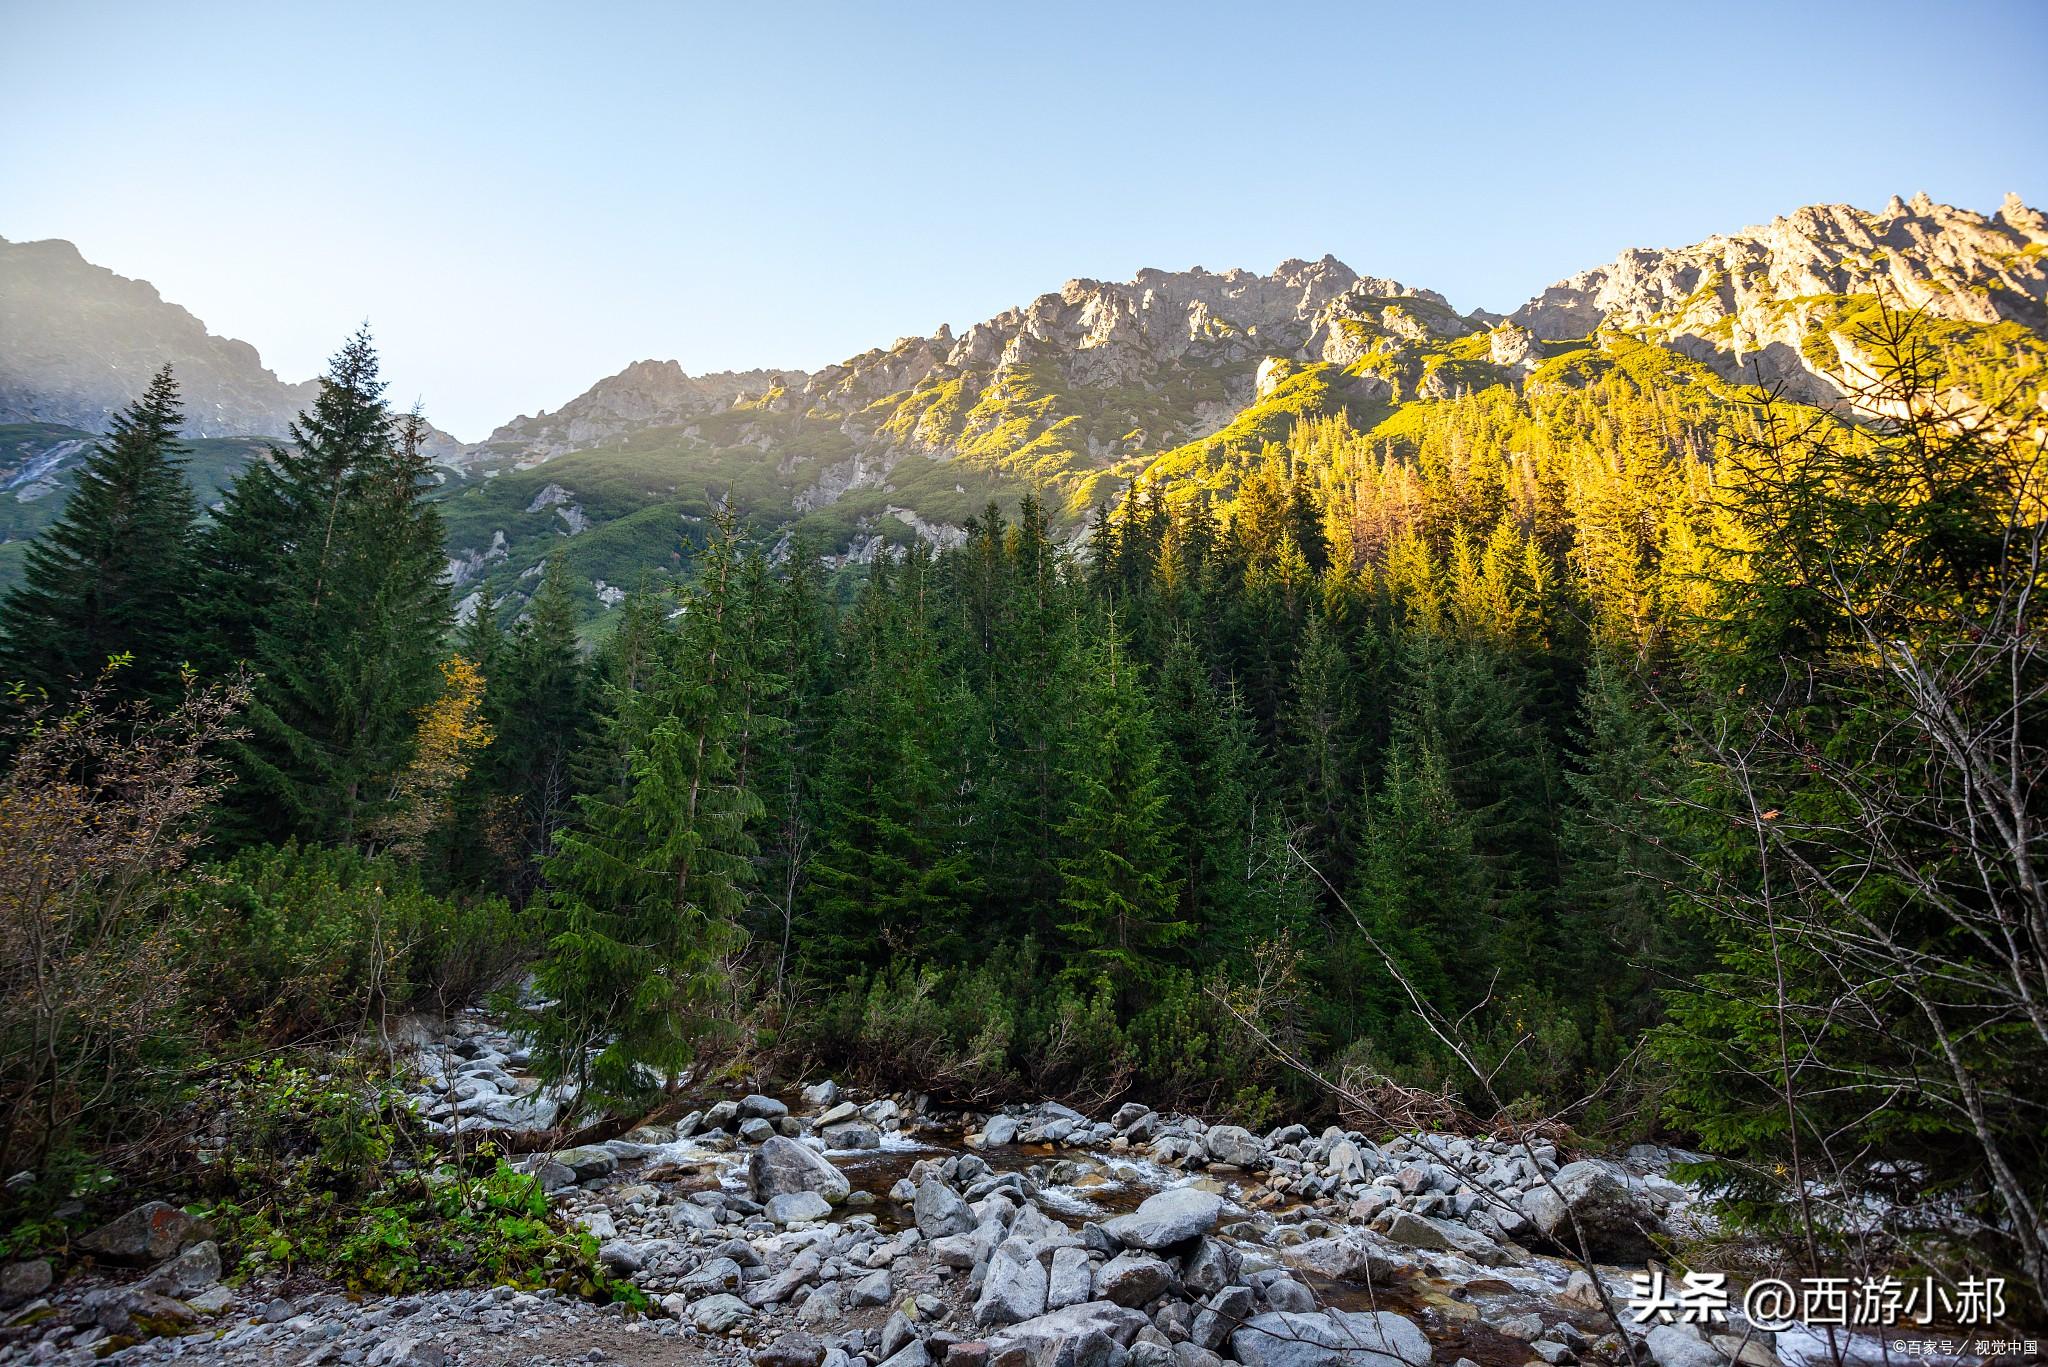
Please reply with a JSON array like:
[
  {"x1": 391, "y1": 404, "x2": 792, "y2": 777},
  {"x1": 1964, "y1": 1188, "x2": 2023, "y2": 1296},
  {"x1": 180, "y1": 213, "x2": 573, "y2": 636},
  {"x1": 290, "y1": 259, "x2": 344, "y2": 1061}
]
[{"x1": 4, "y1": 0, "x2": 2044, "y2": 439}]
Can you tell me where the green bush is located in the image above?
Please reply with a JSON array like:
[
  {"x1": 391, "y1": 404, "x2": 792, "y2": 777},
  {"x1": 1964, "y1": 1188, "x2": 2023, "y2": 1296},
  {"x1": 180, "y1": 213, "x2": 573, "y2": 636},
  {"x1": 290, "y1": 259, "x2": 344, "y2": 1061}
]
[
  {"x1": 180, "y1": 842, "x2": 525, "y2": 1042},
  {"x1": 197, "y1": 1059, "x2": 641, "y2": 1304}
]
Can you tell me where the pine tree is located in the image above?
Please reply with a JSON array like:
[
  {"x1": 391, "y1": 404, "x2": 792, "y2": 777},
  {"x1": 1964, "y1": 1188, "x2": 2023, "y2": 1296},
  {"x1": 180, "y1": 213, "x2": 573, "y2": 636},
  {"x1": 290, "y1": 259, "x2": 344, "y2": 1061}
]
[
  {"x1": 0, "y1": 365, "x2": 198, "y2": 702},
  {"x1": 203, "y1": 331, "x2": 449, "y2": 847},
  {"x1": 1053, "y1": 619, "x2": 1185, "y2": 990},
  {"x1": 806, "y1": 548, "x2": 977, "y2": 980},
  {"x1": 483, "y1": 552, "x2": 591, "y2": 895},
  {"x1": 528, "y1": 520, "x2": 758, "y2": 1106}
]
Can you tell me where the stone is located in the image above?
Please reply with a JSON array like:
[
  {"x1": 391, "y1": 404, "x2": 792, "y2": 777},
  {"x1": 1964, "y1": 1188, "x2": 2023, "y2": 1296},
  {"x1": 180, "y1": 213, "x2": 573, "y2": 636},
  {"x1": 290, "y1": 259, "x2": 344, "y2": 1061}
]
[
  {"x1": 185, "y1": 1285, "x2": 233, "y2": 1315},
  {"x1": 77, "y1": 1200, "x2": 199, "y2": 1265},
  {"x1": 984, "y1": 1115, "x2": 1021, "y2": 1146},
  {"x1": 916, "y1": 1178, "x2": 978, "y2": 1238},
  {"x1": 1520, "y1": 1161, "x2": 1662, "y2": 1262},
  {"x1": 1230, "y1": 1311, "x2": 1431, "y2": 1367},
  {"x1": 76, "y1": 1286, "x2": 198, "y2": 1337},
  {"x1": 680, "y1": 1256, "x2": 746, "y2": 1294},
  {"x1": 802, "y1": 1080, "x2": 841, "y2": 1107},
  {"x1": 750, "y1": 1135, "x2": 852, "y2": 1205},
  {"x1": 1202, "y1": 1125, "x2": 1265, "y2": 1169},
  {"x1": 742, "y1": 1117, "x2": 778, "y2": 1143},
  {"x1": 1280, "y1": 1233, "x2": 1407, "y2": 1286},
  {"x1": 1259, "y1": 1278, "x2": 1316, "y2": 1314},
  {"x1": 553, "y1": 1145, "x2": 619, "y2": 1181},
  {"x1": 797, "y1": 1288, "x2": 844, "y2": 1328},
  {"x1": 986, "y1": 1301, "x2": 1152, "y2": 1366},
  {"x1": 769, "y1": 1191, "x2": 835, "y2": 1224},
  {"x1": 598, "y1": 1240, "x2": 644, "y2": 1274},
  {"x1": 1559, "y1": 1271, "x2": 1606, "y2": 1311},
  {"x1": 849, "y1": 1269, "x2": 894, "y2": 1307},
  {"x1": 1051, "y1": 1329, "x2": 1129, "y2": 1367},
  {"x1": 742, "y1": 1093, "x2": 791, "y2": 1120},
  {"x1": 0, "y1": 1258, "x2": 53, "y2": 1309},
  {"x1": 1100, "y1": 1188, "x2": 1222, "y2": 1250},
  {"x1": 881, "y1": 1310, "x2": 921, "y2": 1358},
  {"x1": 881, "y1": 1343, "x2": 935, "y2": 1367},
  {"x1": 1645, "y1": 1324, "x2": 1723, "y2": 1367},
  {"x1": 1529, "y1": 1342, "x2": 1573, "y2": 1365},
  {"x1": 137, "y1": 1239, "x2": 221, "y2": 1297},
  {"x1": 824, "y1": 1122, "x2": 883, "y2": 1150},
  {"x1": 1097, "y1": 1252, "x2": 1177, "y2": 1307},
  {"x1": 692, "y1": 1293, "x2": 755, "y2": 1332},
  {"x1": 756, "y1": 1331, "x2": 828, "y2": 1367},
  {"x1": 1179, "y1": 1238, "x2": 1240, "y2": 1297},
  {"x1": 975, "y1": 1246, "x2": 1050, "y2": 1326},
  {"x1": 1048, "y1": 1245, "x2": 1094, "y2": 1309}
]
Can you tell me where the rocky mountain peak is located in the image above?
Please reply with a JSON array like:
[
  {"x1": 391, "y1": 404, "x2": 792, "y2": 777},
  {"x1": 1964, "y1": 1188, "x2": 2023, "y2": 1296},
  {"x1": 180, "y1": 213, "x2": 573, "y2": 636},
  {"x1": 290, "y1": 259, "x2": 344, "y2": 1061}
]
[
  {"x1": 0, "y1": 234, "x2": 318, "y2": 437},
  {"x1": 1509, "y1": 193, "x2": 2048, "y2": 401}
]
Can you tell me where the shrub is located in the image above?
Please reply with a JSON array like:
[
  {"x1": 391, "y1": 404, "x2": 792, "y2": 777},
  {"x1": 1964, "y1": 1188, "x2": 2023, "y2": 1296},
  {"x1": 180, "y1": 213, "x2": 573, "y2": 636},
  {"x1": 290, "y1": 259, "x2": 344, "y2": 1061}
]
[{"x1": 180, "y1": 842, "x2": 525, "y2": 1044}]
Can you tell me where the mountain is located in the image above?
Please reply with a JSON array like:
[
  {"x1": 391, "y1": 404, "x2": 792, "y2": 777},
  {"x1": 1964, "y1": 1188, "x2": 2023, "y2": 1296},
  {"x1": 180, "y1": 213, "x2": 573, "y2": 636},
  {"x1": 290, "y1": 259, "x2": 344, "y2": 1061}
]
[
  {"x1": 5, "y1": 194, "x2": 2043, "y2": 619},
  {"x1": 0, "y1": 236, "x2": 319, "y2": 437},
  {"x1": 1510, "y1": 191, "x2": 2048, "y2": 401}
]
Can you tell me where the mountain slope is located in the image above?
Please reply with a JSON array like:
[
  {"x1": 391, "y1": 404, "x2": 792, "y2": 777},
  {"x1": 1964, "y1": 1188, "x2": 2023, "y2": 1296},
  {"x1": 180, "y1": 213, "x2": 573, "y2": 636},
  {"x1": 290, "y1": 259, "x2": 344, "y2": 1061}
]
[
  {"x1": 0, "y1": 236, "x2": 319, "y2": 437},
  {"x1": 5, "y1": 194, "x2": 2042, "y2": 619}
]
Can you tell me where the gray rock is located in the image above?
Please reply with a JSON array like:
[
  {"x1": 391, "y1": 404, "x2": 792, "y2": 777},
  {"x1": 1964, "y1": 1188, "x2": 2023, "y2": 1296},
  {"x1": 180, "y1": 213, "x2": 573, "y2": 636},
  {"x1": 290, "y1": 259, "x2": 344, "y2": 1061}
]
[
  {"x1": 915, "y1": 1178, "x2": 977, "y2": 1238},
  {"x1": 750, "y1": 1135, "x2": 852, "y2": 1205},
  {"x1": 769, "y1": 1191, "x2": 835, "y2": 1224},
  {"x1": 1180, "y1": 1238, "x2": 1240, "y2": 1296},
  {"x1": 880, "y1": 1342, "x2": 934, "y2": 1367},
  {"x1": 0, "y1": 1257, "x2": 53, "y2": 1309},
  {"x1": 742, "y1": 1094, "x2": 791, "y2": 1120},
  {"x1": 742, "y1": 1117, "x2": 779, "y2": 1143},
  {"x1": 1645, "y1": 1325, "x2": 1723, "y2": 1367},
  {"x1": 1279, "y1": 1233, "x2": 1406, "y2": 1286},
  {"x1": 693, "y1": 1292, "x2": 755, "y2": 1332},
  {"x1": 987, "y1": 1301, "x2": 1152, "y2": 1366},
  {"x1": 553, "y1": 1145, "x2": 619, "y2": 1181},
  {"x1": 848, "y1": 1269, "x2": 893, "y2": 1307},
  {"x1": 679, "y1": 1256, "x2": 746, "y2": 1294},
  {"x1": 1048, "y1": 1245, "x2": 1094, "y2": 1309},
  {"x1": 802, "y1": 1080, "x2": 841, "y2": 1108},
  {"x1": 598, "y1": 1240, "x2": 644, "y2": 1274},
  {"x1": 1230, "y1": 1311, "x2": 1431, "y2": 1367},
  {"x1": 1101, "y1": 1188, "x2": 1223, "y2": 1250},
  {"x1": 1202, "y1": 1125, "x2": 1265, "y2": 1168},
  {"x1": 880, "y1": 1309, "x2": 920, "y2": 1358},
  {"x1": 137, "y1": 1239, "x2": 221, "y2": 1297},
  {"x1": 1097, "y1": 1251, "x2": 1177, "y2": 1307},
  {"x1": 796, "y1": 1287, "x2": 844, "y2": 1328},
  {"x1": 983, "y1": 1115, "x2": 1020, "y2": 1146},
  {"x1": 975, "y1": 1246, "x2": 1049, "y2": 1326},
  {"x1": 76, "y1": 1200, "x2": 200, "y2": 1265},
  {"x1": 1259, "y1": 1278, "x2": 1316, "y2": 1313},
  {"x1": 756, "y1": 1330, "x2": 827, "y2": 1367},
  {"x1": 1521, "y1": 1160, "x2": 1662, "y2": 1262},
  {"x1": 824, "y1": 1122, "x2": 883, "y2": 1150},
  {"x1": 1051, "y1": 1329, "x2": 1130, "y2": 1367}
]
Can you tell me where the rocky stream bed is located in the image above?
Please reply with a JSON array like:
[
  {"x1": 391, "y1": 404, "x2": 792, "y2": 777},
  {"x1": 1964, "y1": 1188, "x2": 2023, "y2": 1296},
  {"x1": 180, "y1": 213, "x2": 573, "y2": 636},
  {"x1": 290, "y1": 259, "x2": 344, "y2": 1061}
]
[{"x1": 0, "y1": 1011, "x2": 1975, "y2": 1367}]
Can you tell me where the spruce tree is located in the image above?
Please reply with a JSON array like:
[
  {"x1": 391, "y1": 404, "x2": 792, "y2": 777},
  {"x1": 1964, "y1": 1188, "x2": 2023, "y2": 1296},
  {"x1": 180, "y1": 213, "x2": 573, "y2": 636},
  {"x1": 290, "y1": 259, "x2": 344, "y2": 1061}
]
[
  {"x1": 484, "y1": 552, "x2": 591, "y2": 894},
  {"x1": 0, "y1": 365, "x2": 198, "y2": 702},
  {"x1": 529, "y1": 521, "x2": 758, "y2": 1105},
  {"x1": 806, "y1": 548, "x2": 977, "y2": 980},
  {"x1": 208, "y1": 340, "x2": 449, "y2": 847},
  {"x1": 1053, "y1": 620, "x2": 1185, "y2": 990}
]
